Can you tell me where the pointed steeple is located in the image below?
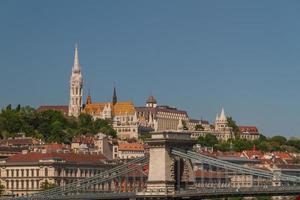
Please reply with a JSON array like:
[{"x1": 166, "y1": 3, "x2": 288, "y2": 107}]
[
  {"x1": 219, "y1": 107, "x2": 227, "y2": 121},
  {"x1": 112, "y1": 85, "x2": 117, "y2": 105},
  {"x1": 215, "y1": 114, "x2": 219, "y2": 122},
  {"x1": 73, "y1": 43, "x2": 81, "y2": 73}
]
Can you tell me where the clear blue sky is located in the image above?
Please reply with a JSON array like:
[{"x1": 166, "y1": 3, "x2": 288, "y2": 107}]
[{"x1": 0, "y1": 1, "x2": 300, "y2": 137}]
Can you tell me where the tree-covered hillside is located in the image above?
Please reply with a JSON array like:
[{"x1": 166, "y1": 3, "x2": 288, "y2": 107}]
[{"x1": 0, "y1": 105, "x2": 117, "y2": 144}]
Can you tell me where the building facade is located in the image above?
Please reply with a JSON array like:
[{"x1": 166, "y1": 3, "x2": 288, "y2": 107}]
[
  {"x1": 239, "y1": 126, "x2": 260, "y2": 140},
  {"x1": 136, "y1": 95, "x2": 190, "y2": 132},
  {"x1": 0, "y1": 151, "x2": 109, "y2": 197}
]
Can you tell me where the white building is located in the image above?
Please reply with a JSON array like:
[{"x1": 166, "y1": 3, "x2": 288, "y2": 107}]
[{"x1": 68, "y1": 44, "x2": 83, "y2": 117}]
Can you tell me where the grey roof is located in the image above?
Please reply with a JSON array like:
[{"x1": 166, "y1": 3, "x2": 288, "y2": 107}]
[{"x1": 146, "y1": 95, "x2": 157, "y2": 104}]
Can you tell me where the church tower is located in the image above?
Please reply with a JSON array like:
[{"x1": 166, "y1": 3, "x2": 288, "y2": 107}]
[{"x1": 68, "y1": 44, "x2": 83, "y2": 117}]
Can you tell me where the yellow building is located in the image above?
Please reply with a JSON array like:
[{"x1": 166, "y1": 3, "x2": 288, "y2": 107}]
[{"x1": 82, "y1": 88, "x2": 139, "y2": 139}]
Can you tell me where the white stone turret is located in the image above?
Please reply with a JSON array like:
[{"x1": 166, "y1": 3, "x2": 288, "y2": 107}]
[
  {"x1": 149, "y1": 113, "x2": 154, "y2": 125},
  {"x1": 133, "y1": 112, "x2": 138, "y2": 123},
  {"x1": 215, "y1": 114, "x2": 219, "y2": 122},
  {"x1": 215, "y1": 107, "x2": 229, "y2": 131},
  {"x1": 68, "y1": 44, "x2": 83, "y2": 117},
  {"x1": 102, "y1": 104, "x2": 112, "y2": 119},
  {"x1": 219, "y1": 107, "x2": 227, "y2": 122},
  {"x1": 177, "y1": 118, "x2": 184, "y2": 131}
]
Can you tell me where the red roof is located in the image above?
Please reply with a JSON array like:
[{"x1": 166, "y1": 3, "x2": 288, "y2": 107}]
[
  {"x1": 242, "y1": 149, "x2": 264, "y2": 160},
  {"x1": 272, "y1": 152, "x2": 292, "y2": 160},
  {"x1": 42, "y1": 144, "x2": 70, "y2": 151},
  {"x1": 0, "y1": 137, "x2": 41, "y2": 146},
  {"x1": 6, "y1": 152, "x2": 107, "y2": 164},
  {"x1": 72, "y1": 135, "x2": 95, "y2": 145},
  {"x1": 239, "y1": 126, "x2": 259, "y2": 134}
]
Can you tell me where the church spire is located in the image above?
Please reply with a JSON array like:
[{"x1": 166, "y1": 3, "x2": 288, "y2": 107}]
[
  {"x1": 68, "y1": 44, "x2": 83, "y2": 117},
  {"x1": 73, "y1": 43, "x2": 81, "y2": 73},
  {"x1": 112, "y1": 85, "x2": 117, "y2": 105}
]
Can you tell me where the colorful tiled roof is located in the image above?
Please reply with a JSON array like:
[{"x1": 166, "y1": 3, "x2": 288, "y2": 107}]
[
  {"x1": 83, "y1": 101, "x2": 136, "y2": 116},
  {"x1": 118, "y1": 143, "x2": 144, "y2": 151}
]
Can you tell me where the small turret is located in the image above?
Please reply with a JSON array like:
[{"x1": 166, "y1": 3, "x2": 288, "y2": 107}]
[
  {"x1": 112, "y1": 86, "x2": 117, "y2": 105},
  {"x1": 86, "y1": 89, "x2": 92, "y2": 105},
  {"x1": 146, "y1": 95, "x2": 157, "y2": 108}
]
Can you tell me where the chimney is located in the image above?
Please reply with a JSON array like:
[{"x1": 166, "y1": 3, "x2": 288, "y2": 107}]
[{"x1": 22, "y1": 150, "x2": 28, "y2": 154}]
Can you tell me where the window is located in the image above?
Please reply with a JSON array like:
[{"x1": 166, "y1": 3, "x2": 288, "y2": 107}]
[{"x1": 45, "y1": 168, "x2": 48, "y2": 177}]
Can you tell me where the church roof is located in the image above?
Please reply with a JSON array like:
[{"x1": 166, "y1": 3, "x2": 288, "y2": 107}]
[{"x1": 83, "y1": 101, "x2": 136, "y2": 116}]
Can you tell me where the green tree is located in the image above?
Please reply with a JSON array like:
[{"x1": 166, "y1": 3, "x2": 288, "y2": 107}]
[
  {"x1": 233, "y1": 139, "x2": 253, "y2": 152},
  {"x1": 215, "y1": 142, "x2": 231, "y2": 151},
  {"x1": 195, "y1": 124, "x2": 204, "y2": 131},
  {"x1": 197, "y1": 134, "x2": 218, "y2": 147},
  {"x1": 286, "y1": 138, "x2": 300, "y2": 151},
  {"x1": 270, "y1": 135, "x2": 287, "y2": 146},
  {"x1": 40, "y1": 180, "x2": 57, "y2": 190},
  {"x1": 227, "y1": 117, "x2": 240, "y2": 138},
  {"x1": 0, "y1": 184, "x2": 5, "y2": 195}
]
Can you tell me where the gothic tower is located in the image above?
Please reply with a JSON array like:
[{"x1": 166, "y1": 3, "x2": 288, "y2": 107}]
[{"x1": 68, "y1": 44, "x2": 83, "y2": 117}]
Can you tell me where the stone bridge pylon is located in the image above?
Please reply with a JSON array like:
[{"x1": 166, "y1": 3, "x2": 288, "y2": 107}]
[{"x1": 145, "y1": 131, "x2": 196, "y2": 194}]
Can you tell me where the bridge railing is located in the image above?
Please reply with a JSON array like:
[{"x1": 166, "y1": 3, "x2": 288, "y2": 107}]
[
  {"x1": 171, "y1": 147, "x2": 300, "y2": 189},
  {"x1": 12, "y1": 156, "x2": 149, "y2": 200}
]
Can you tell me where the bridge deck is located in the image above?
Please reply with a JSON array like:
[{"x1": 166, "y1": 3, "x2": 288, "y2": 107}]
[{"x1": 24, "y1": 186, "x2": 300, "y2": 200}]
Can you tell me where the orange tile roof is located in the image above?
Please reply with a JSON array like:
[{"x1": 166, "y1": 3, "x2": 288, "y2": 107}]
[
  {"x1": 83, "y1": 101, "x2": 135, "y2": 116},
  {"x1": 118, "y1": 143, "x2": 144, "y2": 151}
]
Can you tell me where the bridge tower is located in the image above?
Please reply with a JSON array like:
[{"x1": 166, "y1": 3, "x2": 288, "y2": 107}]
[{"x1": 146, "y1": 131, "x2": 196, "y2": 194}]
